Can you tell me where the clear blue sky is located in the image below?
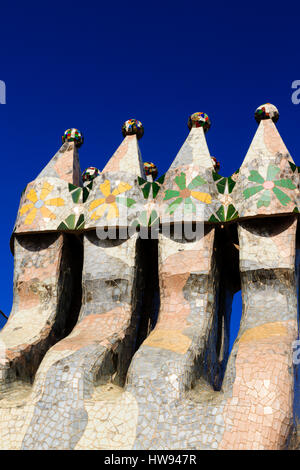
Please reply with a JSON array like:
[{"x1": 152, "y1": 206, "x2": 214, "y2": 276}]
[{"x1": 0, "y1": 1, "x2": 299, "y2": 349}]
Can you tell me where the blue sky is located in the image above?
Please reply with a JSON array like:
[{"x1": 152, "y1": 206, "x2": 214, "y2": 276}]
[{"x1": 0, "y1": 1, "x2": 299, "y2": 348}]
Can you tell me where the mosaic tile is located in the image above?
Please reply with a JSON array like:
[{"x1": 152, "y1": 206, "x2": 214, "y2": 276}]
[{"x1": 2, "y1": 107, "x2": 300, "y2": 449}]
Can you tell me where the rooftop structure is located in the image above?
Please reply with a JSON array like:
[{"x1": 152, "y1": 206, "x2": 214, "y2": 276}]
[{"x1": 0, "y1": 104, "x2": 299, "y2": 450}]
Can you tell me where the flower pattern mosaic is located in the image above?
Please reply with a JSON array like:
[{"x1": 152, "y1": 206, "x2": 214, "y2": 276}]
[
  {"x1": 89, "y1": 179, "x2": 135, "y2": 221},
  {"x1": 163, "y1": 172, "x2": 212, "y2": 214},
  {"x1": 243, "y1": 164, "x2": 296, "y2": 208},
  {"x1": 19, "y1": 182, "x2": 65, "y2": 225},
  {"x1": 16, "y1": 106, "x2": 300, "y2": 236}
]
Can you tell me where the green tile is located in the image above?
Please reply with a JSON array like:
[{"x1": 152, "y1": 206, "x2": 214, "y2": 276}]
[
  {"x1": 156, "y1": 174, "x2": 165, "y2": 184},
  {"x1": 164, "y1": 189, "x2": 180, "y2": 201},
  {"x1": 216, "y1": 179, "x2": 227, "y2": 194},
  {"x1": 289, "y1": 161, "x2": 297, "y2": 173},
  {"x1": 257, "y1": 190, "x2": 271, "y2": 208},
  {"x1": 184, "y1": 197, "x2": 196, "y2": 213},
  {"x1": 227, "y1": 177, "x2": 236, "y2": 193},
  {"x1": 243, "y1": 185, "x2": 264, "y2": 199},
  {"x1": 174, "y1": 172, "x2": 186, "y2": 190},
  {"x1": 166, "y1": 197, "x2": 183, "y2": 214},
  {"x1": 187, "y1": 175, "x2": 206, "y2": 189},
  {"x1": 71, "y1": 188, "x2": 82, "y2": 203},
  {"x1": 216, "y1": 205, "x2": 225, "y2": 222},
  {"x1": 226, "y1": 204, "x2": 238, "y2": 220},
  {"x1": 266, "y1": 164, "x2": 280, "y2": 181},
  {"x1": 212, "y1": 172, "x2": 223, "y2": 182},
  {"x1": 57, "y1": 221, "x2": 69, "y2": 230},
  {"x1": 248, "y1": 170, "x2": 264, "y2": 184},
  {"x1": 116, "y1": 197, "x2": 136, "y2": 208},
  {"x1": 83, "y1": 187, "x2": 90, "y2": 203},
  {"x1": 209, "y1": 214, "x2": 220, "y2": 223},
  {"x1": 148, "y1": 210, "x2": 159, "y2": 226},
  {"x1": 138, "y1": 176, "x2": 146, "y2": 186},
  {"x1": 141, "y1": 182, "x2": 151, "y2": 199},
  {"x1": 274, "y1": 179, "x2": 296, "y2": 189},
  {"x1": 152, "y1": 182, "x2": 160, "y2": 199},
  {"x1": 68, "y1": 183, "x2": 78, "y2": 192},
  {"x1": 75, "y1": 214, "x2": 85, "y2": 230},
  {"x1": 64, "y1": 214, "x2": 76, "y2": 229},
  {"x1": 272, "y1": 187, "x2": 291, "y2": 206}
]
